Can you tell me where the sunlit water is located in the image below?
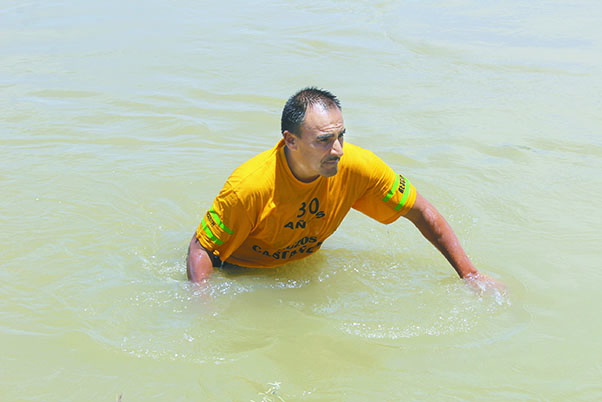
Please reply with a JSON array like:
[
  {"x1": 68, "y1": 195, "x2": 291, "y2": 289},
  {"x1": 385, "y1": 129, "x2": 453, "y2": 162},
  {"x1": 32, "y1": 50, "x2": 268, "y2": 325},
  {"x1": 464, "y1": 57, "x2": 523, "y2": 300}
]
[{"x1": 2, "y1": 0, "x2": 601, "y2": 400}]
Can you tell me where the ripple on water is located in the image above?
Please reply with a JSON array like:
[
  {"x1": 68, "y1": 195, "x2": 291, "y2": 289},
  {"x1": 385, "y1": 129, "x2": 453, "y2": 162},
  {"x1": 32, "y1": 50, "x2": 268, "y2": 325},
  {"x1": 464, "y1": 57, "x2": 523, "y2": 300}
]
[
  {"x1": 90, "y1": 246, "x2": 521, "y2": 366},
  {"x1": 302, "y1": 253, "x2": 519, "y2": 347},
  {"x1": 88, "y1": 254, "x2": 322, "y2": 365}
]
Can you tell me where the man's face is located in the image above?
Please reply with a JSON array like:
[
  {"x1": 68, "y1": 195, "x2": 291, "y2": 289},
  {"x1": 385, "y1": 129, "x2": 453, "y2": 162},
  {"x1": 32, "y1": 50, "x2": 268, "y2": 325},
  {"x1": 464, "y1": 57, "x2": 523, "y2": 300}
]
[{"x1": 286, "y1": 104, "x2": 345, "y2": 182}]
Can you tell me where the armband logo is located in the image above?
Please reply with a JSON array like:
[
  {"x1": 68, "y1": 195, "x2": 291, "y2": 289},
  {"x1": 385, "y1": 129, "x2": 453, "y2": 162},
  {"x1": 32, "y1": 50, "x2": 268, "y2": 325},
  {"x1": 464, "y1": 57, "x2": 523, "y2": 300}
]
[
  {"x1": 206, "y1": 211, "x2": 216, "y2": 226},
  {"x1": 397, "y1": 175, "x2": 406, "y2": 194}
]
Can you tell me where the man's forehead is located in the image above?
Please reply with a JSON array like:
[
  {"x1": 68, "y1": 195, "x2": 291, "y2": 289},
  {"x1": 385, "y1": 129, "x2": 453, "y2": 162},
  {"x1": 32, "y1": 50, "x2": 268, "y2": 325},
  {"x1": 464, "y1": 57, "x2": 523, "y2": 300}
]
[
  {"x1": 308, "y1": 102, "x2": 339, "y2": 115},
  {"x1": 302, "y1": 104, "x2": 344, "y2": 132}
]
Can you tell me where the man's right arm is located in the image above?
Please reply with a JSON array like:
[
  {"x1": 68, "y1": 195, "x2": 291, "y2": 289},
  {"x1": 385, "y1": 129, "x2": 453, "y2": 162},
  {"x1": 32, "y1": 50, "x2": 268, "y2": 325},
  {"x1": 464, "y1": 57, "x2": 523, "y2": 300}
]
[{"x1": 186, "y1": 234, "x2": 215, "y2": 282}]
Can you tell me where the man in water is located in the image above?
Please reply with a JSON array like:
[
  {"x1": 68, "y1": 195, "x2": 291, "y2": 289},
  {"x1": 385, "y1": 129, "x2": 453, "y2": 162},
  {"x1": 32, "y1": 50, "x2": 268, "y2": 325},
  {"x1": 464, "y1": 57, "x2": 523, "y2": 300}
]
[{"x1": 187, "y1": 87, "x2": 502, "y2": 289}]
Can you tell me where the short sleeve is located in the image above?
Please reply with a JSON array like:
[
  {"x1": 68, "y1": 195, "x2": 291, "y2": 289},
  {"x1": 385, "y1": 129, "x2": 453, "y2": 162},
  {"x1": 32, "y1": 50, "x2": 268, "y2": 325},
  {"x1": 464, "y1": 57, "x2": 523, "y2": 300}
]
[
  {"x1": 351, "y1": 154, "x2": 417, "y2": 225},
  {"x1": 196, "y1": 183, "x2": 253, "y2": 261}
]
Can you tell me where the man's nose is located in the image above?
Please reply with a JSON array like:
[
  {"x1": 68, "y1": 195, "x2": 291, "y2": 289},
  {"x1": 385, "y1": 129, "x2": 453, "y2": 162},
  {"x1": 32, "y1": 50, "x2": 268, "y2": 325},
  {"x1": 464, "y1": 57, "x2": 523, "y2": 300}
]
[{"x1": 331, "y1": 137, "x2": 344, "y2": 158}]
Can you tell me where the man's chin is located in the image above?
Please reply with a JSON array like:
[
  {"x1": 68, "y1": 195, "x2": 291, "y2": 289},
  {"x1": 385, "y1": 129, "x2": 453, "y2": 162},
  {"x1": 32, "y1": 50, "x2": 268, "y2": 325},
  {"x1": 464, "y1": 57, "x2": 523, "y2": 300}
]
[{"x1": 320, "y1": 165, "x2": 339, "y2": 177}]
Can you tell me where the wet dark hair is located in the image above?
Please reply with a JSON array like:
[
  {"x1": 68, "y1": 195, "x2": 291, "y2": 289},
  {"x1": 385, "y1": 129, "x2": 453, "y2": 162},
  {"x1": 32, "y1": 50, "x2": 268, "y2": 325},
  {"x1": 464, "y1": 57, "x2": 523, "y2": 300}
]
[{"x1": 281, "y1": 87, "x2": 342, "y2": 137}]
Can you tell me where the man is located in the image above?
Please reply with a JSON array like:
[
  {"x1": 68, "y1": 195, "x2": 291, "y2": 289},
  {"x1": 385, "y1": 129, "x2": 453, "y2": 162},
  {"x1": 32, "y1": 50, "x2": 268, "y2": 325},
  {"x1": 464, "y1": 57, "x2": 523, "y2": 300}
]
[{"x1": 187, "y1": 87, "x2": 502, "y2": 290}]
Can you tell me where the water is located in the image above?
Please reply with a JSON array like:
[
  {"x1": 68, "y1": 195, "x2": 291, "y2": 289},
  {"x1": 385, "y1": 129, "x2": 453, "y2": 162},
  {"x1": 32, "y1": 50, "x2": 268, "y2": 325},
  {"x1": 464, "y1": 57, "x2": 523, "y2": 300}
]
[{"x1": 2, "y1": 0, "x2": 601, "y2": 400}]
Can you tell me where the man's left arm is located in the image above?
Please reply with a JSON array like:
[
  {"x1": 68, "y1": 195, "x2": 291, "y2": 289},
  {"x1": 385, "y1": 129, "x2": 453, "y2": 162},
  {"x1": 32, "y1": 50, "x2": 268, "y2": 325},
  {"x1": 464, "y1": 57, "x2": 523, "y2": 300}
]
[{"x1": 403, "y1": 191, "x2": 504, "y2": 291}]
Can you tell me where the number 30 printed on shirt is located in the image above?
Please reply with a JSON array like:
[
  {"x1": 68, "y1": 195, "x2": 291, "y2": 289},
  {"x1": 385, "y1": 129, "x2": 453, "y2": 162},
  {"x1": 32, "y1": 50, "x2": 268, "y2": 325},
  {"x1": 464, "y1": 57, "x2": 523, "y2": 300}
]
[{"x1": 284, "y1": 197, "x2": 325, "y2": 230}]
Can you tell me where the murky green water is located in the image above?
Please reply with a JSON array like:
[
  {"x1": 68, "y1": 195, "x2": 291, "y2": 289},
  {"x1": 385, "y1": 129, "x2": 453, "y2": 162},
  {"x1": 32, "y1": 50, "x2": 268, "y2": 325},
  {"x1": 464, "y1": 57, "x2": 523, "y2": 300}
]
[{"x1": 2, "y1": 0, "x2": 601, "y2": 400}]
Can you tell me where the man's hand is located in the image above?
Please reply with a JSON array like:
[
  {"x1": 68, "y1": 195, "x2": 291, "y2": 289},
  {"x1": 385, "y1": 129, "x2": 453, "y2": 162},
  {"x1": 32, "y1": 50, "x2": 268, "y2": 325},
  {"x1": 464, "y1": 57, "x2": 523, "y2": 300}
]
[
  {"x1": 404, "y1": 191, "x2": 506, "y2": 289},
  {"x1": 186, "y1": 234, "x2": 214, "y2": 282},
  {"x1": 463, "y1": 272, "x2": 507, "y2": 295}
]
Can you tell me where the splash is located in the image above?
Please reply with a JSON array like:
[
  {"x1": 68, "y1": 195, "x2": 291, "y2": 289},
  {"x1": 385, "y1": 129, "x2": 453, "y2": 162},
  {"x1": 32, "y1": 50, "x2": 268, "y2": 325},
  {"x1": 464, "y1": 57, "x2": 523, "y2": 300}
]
[{"x1": 252, "y1": 382, "x2": 286, "y2": 402}]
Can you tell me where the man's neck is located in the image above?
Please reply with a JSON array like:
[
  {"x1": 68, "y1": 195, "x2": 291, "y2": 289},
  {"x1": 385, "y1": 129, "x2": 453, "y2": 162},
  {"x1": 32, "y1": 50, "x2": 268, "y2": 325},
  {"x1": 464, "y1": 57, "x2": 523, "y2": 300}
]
[{"x1": 283, "y1": 145, "x2": 319, "y2": 183}]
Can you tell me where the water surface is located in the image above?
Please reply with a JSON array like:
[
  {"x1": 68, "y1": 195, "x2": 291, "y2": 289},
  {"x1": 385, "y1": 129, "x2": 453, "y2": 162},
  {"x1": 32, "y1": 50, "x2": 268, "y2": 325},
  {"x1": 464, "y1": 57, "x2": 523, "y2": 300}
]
[{"x1": 2, "y1": 0, "x2": 601, "y2": 400}]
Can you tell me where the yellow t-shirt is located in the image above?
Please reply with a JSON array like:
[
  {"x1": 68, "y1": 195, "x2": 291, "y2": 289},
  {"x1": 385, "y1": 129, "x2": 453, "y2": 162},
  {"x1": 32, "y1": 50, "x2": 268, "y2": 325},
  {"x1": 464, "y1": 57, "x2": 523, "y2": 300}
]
[{"x1": 196, "y1": 140, "x2": 416, "y2": 268}]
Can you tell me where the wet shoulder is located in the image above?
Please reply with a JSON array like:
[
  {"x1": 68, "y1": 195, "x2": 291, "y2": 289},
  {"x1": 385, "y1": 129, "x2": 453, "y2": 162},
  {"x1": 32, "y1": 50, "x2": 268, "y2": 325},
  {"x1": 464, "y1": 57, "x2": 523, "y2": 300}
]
[
  {"x1": 340, "y1": 142, "x2": 382, "y2": 174},
  {"x1": 224, "y1": 144, "x2": 279, "y2": 197}
]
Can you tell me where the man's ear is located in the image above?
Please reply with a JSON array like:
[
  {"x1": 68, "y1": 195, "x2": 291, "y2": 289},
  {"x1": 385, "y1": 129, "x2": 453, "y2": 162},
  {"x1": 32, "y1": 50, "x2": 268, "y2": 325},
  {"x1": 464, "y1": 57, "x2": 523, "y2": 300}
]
[{"x1": 283, "y1": 130, "x2": 298, "y2": 150}]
